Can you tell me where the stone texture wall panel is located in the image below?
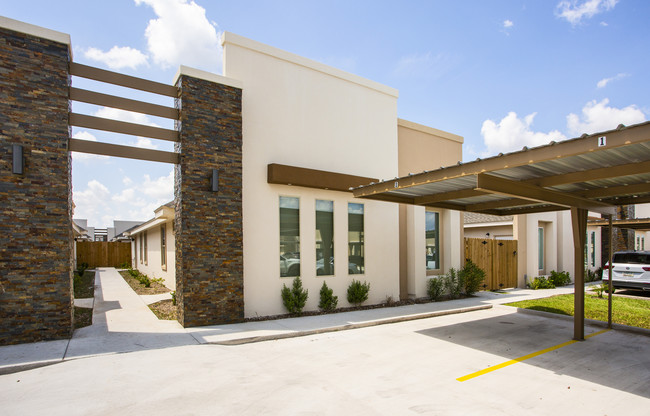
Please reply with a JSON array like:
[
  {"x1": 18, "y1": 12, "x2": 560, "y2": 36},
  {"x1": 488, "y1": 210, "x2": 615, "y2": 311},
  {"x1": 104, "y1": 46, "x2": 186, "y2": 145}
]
[{"x1": 0, "y1": 27, "x2": 73, "y2": 345}]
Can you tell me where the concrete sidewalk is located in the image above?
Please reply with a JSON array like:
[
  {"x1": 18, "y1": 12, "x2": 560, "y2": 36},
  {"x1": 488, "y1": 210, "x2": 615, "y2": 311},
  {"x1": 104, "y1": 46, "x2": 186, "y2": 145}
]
[{"x1": 0, "y1": 268, "x2": 591, "y2": 375}]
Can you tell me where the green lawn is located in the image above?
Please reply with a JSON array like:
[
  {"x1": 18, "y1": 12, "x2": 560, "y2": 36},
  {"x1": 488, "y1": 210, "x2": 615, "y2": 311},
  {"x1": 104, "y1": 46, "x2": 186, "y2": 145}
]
[{"x1": 505, "y1": 294, "x2": 650, "y2": 330}]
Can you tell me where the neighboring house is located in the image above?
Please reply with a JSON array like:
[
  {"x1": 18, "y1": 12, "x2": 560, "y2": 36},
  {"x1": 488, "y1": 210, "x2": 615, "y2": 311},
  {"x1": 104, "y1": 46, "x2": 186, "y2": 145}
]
[
  {"x1": 126, "y1": 202, "x2": 175, "y2": 290},
  {"x1": 73, "y1": 219, "x2": 95, "y2": 241},
  {"x1": 464, "y1": 211, "x2": 603, "y2": 287},
  {"x1": 108, "y1": 220, "x2": 144, "y2": 242},
  {"x1": 634, "y1": 203, "x2": 650, "y2": 250}
]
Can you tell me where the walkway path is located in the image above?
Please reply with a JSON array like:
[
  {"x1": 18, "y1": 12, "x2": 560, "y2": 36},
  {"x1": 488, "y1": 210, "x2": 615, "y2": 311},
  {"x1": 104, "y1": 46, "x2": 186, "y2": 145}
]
[{"x1": 0, "y1": 269, "x2": 612, "y2": 374}]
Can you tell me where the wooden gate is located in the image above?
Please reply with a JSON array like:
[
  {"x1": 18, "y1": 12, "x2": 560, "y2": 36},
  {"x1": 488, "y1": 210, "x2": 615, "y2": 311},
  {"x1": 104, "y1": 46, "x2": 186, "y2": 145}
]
[
  {"x1": 76, "y1": 241, "x2": 131, "y2": 268},
  {"x1": 464, "y1": 238, "x2": 518, "y2": 290}
]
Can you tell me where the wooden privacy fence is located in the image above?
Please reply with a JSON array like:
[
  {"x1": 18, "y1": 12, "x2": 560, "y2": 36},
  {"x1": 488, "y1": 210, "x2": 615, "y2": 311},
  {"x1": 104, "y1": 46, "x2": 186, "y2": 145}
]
[
  {"x1": 76, "y1": 241, "x2": 131, "y2": 268},
  {"x1": 464, "y1": 238, "x2": 518, "y2": 290}
]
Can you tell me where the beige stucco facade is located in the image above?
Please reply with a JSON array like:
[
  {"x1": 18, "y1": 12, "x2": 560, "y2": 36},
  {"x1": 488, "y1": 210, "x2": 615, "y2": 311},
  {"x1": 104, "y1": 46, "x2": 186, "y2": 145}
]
[
  {"x1": 397, "y1": 119, "x2": 464, "y2": 298},
  {"x1": 129, "y1": 204, "x2": 175, "y2": 291},
  {"x1": 466, "y1": 211, "x2": 603, "y2": 288}
]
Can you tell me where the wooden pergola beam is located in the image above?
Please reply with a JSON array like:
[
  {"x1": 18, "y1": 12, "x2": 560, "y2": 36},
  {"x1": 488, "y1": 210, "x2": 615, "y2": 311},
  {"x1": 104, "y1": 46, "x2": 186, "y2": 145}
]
[{"x1": 475, "y1": 174, "x2": 616, "y2": 216}]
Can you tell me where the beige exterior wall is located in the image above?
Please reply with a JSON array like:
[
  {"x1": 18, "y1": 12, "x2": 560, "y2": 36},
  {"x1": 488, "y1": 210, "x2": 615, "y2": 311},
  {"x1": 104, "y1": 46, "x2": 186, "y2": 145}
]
[
  {"x1": 131, "y1": 215, "x2": 175, "y2": 290},
  {"x1": 512, "y1": 210, "x2": 602, "y2": 287},
  {"x1": 222, "y1": 32, "x2": 401, "y2": 317},
  {"x1": 396, "y1": 119, "x2": 464, "y2": 298},
  {"x1": 464, "y1": 224, "x2": 513, "y2": 240}
]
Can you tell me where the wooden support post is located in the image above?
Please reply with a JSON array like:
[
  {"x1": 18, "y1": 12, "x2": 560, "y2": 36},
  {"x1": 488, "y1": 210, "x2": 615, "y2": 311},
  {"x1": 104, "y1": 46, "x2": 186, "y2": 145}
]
[
  {"x1": 608, "y1": 215, "x2": 613, "y2": 328},
  {"x1": 571, "y1": 207, "x2": 588, "y2": 341}
]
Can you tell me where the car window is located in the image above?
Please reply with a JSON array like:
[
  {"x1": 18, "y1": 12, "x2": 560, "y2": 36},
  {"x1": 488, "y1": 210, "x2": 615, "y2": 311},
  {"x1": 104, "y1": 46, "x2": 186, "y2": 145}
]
[{"x1": 613, "y1": 253, "x2": 650, "y2": 264}]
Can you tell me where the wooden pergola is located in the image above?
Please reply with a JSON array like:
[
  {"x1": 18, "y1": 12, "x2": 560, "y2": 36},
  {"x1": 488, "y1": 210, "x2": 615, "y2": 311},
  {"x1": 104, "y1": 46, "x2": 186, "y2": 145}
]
[{"x1": 353, "y1": 121, "x2": 650, "y2": 340}]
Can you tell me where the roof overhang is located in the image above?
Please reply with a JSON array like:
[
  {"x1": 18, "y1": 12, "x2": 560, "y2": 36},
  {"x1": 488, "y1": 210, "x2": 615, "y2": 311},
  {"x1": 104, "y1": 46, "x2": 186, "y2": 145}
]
[
  {"x1": 353, "y1": 122, "x2": 650, "y2": 217},
  {"x1": 588, "y1": 218, "x2": 650, "y2": 231}
]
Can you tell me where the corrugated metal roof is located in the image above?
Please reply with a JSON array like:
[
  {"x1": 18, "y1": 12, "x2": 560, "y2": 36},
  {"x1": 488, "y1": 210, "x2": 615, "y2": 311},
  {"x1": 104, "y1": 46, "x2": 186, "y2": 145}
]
[{"x1": 353, "y1": 121, "x2": 650, "y2": 216}]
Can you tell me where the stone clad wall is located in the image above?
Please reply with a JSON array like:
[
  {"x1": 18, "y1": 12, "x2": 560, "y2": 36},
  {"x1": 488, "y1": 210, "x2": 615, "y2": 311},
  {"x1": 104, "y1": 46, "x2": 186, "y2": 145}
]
[
  {"x1": 0, "y1": 27, "x2": 73, "y2": 345},
  {"x1": 174, "y1": 74, "x2": 244, "y2": 326}
]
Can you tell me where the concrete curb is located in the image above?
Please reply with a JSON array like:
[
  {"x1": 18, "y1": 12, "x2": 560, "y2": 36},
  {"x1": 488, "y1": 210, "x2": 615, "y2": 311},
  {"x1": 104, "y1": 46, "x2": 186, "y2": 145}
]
[
  {"x1": 212, "y1": 304, "x2": 493, "y2": 345},
  {"x1": 0, "y1": 359, "x2": 63, "y2": 376},
  {"x1": 507, "y1": 306, "x2": 650, "y2": 337}
]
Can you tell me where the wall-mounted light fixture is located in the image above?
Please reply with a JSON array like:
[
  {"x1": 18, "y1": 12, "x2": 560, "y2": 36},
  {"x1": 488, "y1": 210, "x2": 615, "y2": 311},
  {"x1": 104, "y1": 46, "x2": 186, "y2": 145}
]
[
  {"x1": 12, "y1": 145, "x2": 23, "y2": 175},
  {"x1": 211, "y1": 169, "x2": 218, "y2": 192}
]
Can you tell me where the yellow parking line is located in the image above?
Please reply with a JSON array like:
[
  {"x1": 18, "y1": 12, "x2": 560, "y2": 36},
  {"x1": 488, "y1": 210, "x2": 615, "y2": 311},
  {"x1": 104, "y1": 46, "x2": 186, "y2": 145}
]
[{"x1": 457, "y1": 329, "x2": 610, "y2": 382}]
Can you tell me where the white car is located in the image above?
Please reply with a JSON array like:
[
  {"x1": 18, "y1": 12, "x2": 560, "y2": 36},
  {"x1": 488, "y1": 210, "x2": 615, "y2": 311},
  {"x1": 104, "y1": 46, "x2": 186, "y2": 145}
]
[
  {"x1": 280, "y1": 254, "x2": 300, "y2": 277},
  {"x1": 602, "y1": 251, "x2": 650, "y2": 291}
]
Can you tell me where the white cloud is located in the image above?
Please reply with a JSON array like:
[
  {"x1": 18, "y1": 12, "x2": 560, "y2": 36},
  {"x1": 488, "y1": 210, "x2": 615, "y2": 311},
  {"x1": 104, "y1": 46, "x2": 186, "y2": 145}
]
[
  {"x1": 130, "y1": 137, "x2": 159, "y2": 150},
  {"x1": 600, "y1": 21, "x2": 609, "y2": 26},
  {"x1": 566, "y1": 98, "x2": 646, "y2": 135},
  {"x1": 503, "y1": 20, "x2": 514, "y2": 28},
  {"x1": 73, "y1": 169, "x2": 174, "y2": 227},
  {"x1": 480, "y1": 112, "x2": 567, "y2": 156},
  {"x1": 84, "y1": 46, "x2": 148, "y2": 70},
  {"x1": 596, "y1": 73, "x2": 628, "y2": 88},
  {"x1": 556, "y1": 0, "x2": 618, "y2": 25},
  {"x1": 135, "y1": 0, "x2": 222, "y2": 71},
  {"x1": 94, "y1": 107, "x2": 160, "y2": 127}
]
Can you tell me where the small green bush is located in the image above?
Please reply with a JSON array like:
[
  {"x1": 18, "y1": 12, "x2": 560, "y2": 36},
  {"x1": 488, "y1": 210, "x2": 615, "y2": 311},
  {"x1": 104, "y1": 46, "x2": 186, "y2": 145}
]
[
  {"x1": 529, "y1": 276, "x2": 555, "y2": 290},
  {"x1": 281, "y1": 276, "x2": 309, "y2": 314},
  {"x1": 318, "y1": 281, "x2": 338, "y2": 311},
  {"x1": 549, "y1": 270, "x2": 571, "y2": 286},
  {"x1": 444, "y1": 268, "x2": 463, "y2": 299},
  {"x1": 461, "y1": 259, "x2": 486, "y2": 296},
  {"x1": 347, "y1": 279, "x2": 370, "y2": 306},
  {"x1": 76, "y1": 262, "x2": 89, "y2": 278},
  {"x1": 170, "y1": 291, "x2": 177, "y2": 305},
  {"x1": 585, "y1": 268, "x2": 600, "y2": 283},
  {"x1": 427, "y1": 277, "x2": 444, "y2": 301}
]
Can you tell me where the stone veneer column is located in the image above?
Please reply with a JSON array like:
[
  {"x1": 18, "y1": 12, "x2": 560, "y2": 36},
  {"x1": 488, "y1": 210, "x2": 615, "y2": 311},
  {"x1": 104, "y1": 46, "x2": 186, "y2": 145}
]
[
  {"x1": 174, "y1": 69, "x2": 244, "y2": 327},
  {"x1": 0, "y1": 21, "x2": 73, "y2": 345}
]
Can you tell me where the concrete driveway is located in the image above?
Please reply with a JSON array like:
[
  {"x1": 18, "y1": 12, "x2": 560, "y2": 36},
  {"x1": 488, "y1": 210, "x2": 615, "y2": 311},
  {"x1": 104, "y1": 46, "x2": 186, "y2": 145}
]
[{"x1": 0, "y1": 305, "x2": 648, "y2": 415}]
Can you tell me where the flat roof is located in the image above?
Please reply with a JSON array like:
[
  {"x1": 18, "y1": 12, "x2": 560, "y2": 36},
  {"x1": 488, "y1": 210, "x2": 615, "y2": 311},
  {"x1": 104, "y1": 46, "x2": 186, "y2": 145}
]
[{"x1": 353, "y1": 121, "x2": 650, "y2": 217}]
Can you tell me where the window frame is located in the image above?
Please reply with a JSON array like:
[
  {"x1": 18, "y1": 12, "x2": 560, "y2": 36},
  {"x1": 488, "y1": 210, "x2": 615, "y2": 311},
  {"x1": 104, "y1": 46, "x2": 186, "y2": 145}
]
[
  {"x1": 348, "y1": 202, "x2": 365, "y2": 275},
  {"x1": 161, "y1": 224, "x2": 167, "y2": 271},
  {"x1": 315, "y1": 199, "x2": 335, "y2": 276},
  {"x1": 425, "y1": 209, "x2": 441, "y2": 275},
  {"x1": 279, "y1": 195, "x2": 301, "y2": 278}
]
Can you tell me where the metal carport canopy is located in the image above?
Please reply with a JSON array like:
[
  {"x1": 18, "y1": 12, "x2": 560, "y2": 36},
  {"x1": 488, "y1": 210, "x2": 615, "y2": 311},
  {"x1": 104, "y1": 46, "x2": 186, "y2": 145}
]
[{"x1": 352, "y1": 121, "x2": 650, "y2": 340}]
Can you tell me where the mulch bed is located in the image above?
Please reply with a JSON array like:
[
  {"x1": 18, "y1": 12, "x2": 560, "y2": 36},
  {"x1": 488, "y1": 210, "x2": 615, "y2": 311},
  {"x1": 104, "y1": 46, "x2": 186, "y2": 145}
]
[
  {"x1": 118, "y1": 270, "x2": 171, "y2": 295},
  {"x1": 74, "y1": 270, "x2": 95, "y2": 299},
  {"x1": 149, "y1": 299, "x2": 177, "y2": 320},
  {"x1": 74, "y1": 306, "x2": 93, "y2": 329},
  {"x1": 243, "y1": 295, "x2": 469, "y2": 322}
]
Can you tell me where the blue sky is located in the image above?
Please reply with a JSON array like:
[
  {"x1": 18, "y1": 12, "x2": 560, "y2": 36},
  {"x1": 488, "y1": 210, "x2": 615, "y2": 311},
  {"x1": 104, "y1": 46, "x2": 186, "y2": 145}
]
[{"x1": 2, "y1": 0, "x2": 648, "y2": 227}]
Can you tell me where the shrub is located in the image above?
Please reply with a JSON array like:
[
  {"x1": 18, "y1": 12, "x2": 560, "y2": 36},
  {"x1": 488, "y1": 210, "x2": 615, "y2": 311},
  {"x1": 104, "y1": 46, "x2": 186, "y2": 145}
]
[
  {"x1": 585, "y1": 268, "x2": 600, "y2": 283},
  {"x1": 549, "y1": 270, "x2": 571, "y2": 286},
  {"x1": 427, "y1": 277, "x2": 444, "y2": 301},
  {"x1": 529, "y1": 276, "x2": 555, "y2": 290},
  {"x1": 170, "y1": 291, "x2": 177, "y2": 305},
  {"x1": 461, "y1": 259, "x2": 486, "y2": 296},
  {"x1": 281, "y1": 277, "x2": 309, "y2": 314},
  {"x1": 76, "y1": 262, "x2": 89, "y2": 278},
  {"x1": 444, "y1": 268, "x2": 463, "y2": 299},
  {"x1": 318, "y1": 281, "x2": 338, "y2": 311},
  {"x1": 347, "y1": 279, "x2": 370, "y2": 306}
]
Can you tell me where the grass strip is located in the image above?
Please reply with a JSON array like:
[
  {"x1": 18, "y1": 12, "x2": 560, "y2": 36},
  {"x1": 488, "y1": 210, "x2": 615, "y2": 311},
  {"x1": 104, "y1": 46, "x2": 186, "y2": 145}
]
[{"x1": 505, "y1": 294, "x2": 650, "y2": 330}]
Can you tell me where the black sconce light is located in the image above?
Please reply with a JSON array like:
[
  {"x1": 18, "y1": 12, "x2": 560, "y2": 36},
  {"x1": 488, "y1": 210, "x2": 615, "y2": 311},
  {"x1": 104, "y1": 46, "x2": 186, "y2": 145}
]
[
  {"x1": 13, "y1": 145, "x2": 23, "y2": 175},
  {"x1": 211, "y1": 169, "x2": 218, "y2": 192}
]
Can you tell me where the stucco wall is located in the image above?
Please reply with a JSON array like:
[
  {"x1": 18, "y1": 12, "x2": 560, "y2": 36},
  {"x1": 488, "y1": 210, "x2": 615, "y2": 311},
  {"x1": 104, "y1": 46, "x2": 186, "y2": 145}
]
[
  {"x1": 222, "y1": 33, "x2": 400, "y2": 317},
  {"x1": 397, "y1": 119, "x2": 464, "y2": 298},
  {"x1": 132, "y1": 221, "x2": 176, "y2": 290}
]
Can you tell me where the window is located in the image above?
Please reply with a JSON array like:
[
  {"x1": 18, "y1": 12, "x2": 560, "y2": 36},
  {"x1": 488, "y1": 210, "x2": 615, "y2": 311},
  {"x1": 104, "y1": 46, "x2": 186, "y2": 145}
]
[
  {"x1": 538, "y1": 227, "x2": 544, "y2": 271},
  {"x1": 161, "y1": 224, "x2": 167, "y2": 270},
  {"x1": 348, "y1": 203, "x2": 364, "y2": 274},
  {"x1": 590, "y1": 231, "x2": 596, "y2": 267},
  {"x1": 637, "y1": 236, "x2": 641, "y2": 250},
  {"x1": 144, "y1": 230, "x2": 148, "y2": 265},
  {"x1": 316, "y1": 200, "x2": 334, "y2": 276},
  {"x1": 425, "y1": 211, "x2": 439, "y2": 270},
  {"x1": 280, "y1": 196, "x2": 300, "y2": 277},
  {"x1": 139, "y1": 235, "x2": 143, "y2": 264}
]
